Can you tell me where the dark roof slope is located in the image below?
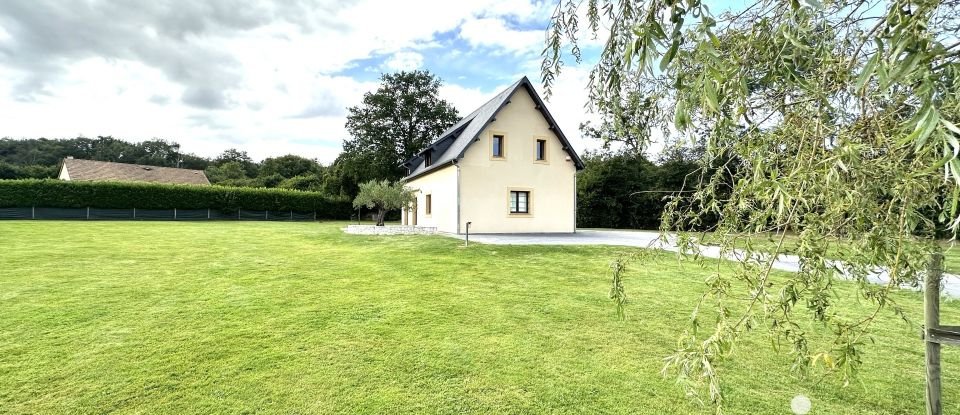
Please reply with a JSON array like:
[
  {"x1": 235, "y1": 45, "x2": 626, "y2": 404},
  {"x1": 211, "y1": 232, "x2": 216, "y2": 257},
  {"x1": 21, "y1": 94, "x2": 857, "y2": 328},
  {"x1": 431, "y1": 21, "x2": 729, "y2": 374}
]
[
  {"x1": 402, "y1": 76, "x2": 584, "y2": 180},
  {"x1": 61, "y1": 158, "x2": 210, "y2": 185}
]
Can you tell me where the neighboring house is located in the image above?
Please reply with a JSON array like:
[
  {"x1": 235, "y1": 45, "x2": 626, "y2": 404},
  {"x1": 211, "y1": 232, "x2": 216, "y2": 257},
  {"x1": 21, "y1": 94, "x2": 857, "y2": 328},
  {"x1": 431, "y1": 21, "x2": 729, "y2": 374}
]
[
  {"x1": 58, "y1": 158, "x2": 210, "y2": 185},
  {"x1": 401, "y1": 76, "x2": 584, "y2": 234}
]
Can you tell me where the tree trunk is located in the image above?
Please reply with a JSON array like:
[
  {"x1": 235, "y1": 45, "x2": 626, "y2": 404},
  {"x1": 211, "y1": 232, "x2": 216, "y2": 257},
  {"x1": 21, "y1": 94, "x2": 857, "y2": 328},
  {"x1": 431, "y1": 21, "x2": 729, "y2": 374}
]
[
  {"x1": 926, "y1": 250, "x2": 944, "y2": 415},
  {"x1": 376, "y1": 208, "x2": 386, "y2": 226}
]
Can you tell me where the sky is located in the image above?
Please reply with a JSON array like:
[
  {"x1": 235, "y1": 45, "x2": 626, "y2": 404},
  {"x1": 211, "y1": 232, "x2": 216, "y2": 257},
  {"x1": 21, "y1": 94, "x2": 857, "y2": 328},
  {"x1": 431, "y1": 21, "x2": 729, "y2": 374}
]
[
  {"x1": 0, "y1": 0, "x2": 742, "y2": 164},
  {"x1": 0, "y1": 0, "x2": 601, "y2": 163}
]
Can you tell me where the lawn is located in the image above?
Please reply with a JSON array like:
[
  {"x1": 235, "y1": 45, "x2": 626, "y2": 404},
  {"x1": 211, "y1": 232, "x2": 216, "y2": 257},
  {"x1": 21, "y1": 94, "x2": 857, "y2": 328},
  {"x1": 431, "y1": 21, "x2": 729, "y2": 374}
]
[{"x1": 1, "y1": 221, "x2": 959, "y2": 414}]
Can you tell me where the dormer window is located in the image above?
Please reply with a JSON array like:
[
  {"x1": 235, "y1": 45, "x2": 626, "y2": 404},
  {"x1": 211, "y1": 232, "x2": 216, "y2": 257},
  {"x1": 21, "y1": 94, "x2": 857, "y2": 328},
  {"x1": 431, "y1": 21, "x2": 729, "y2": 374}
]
[{"x1": 424, "y1": 151, "x2": 432, "y2": 167}]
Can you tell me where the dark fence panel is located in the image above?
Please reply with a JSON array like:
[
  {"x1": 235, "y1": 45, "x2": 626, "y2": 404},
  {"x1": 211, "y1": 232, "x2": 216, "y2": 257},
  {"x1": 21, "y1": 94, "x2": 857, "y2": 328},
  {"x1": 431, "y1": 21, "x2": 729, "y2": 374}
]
[
  {"x1": 175, "y1": 209, "x2": 208, "y2": 220},
  {"x1": 89, "y1": 208, "x2": 134, "y2": 220},
  {"x1": 239, "y1": 210, "x2": 267, "y2": 220},
  {"x1": 0, "y1": 207, "x2": 321, "y2": 222},
  {"x1": 0, "y1": 207, "x2": 32, "y2": 219},
  {"x1": 292, "y1": 211, "x2": 315, "y2": 221},
  {"x1": 135, "y1": 209, "x2": 175, "y2": 220},
  {"x1": 266, "y1": 210, "x2": 293, "y2": 221},
  {"x1": 210, "y1": 210, "x2": 239, "y2": 220},
  {"x1": 35, "y1": 207, "x2": 87, "y2": 220}
]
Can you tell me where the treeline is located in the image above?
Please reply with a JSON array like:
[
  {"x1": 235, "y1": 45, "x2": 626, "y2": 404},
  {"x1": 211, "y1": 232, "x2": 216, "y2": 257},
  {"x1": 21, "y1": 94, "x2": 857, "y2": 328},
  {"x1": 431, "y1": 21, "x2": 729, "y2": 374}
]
[
  {"x1": 0, "y1": 136, "x2": 364, "y2": 196},
  {"x1": 0, "y1": 136, "x2": 208, "y2": 180},
  {"x1": 577, "y1": 147, "x2": 702, "y2": 230}
]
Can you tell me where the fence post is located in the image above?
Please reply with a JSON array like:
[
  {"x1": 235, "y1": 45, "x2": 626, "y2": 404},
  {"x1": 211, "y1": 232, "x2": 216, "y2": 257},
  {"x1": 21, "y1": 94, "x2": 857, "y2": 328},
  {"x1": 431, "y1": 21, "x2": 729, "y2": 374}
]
[
  {"x1": 208, "y1": 209, "x2": 211, "y2": 220},
  {"x1": 133, "y1": 207, "x2": 136, "y2": 220},
  {"x1": 86, "y1": 207, "x2": 90, "y2": 220},
  {"x1": 290, "y1": 210, "x2": 293, "y2": 221},
  {"x1": 265, "y1": 210, "x2": 269, "y2": 220},
  {"x1": 31, "y1": 206, "x2": 35, "y2": 220},
  {"x1": 238, "y1": 210, "x2": 241, "y2": 220},
  {"x1": 174, "y1": 208, "x2": 177, "y2": 220}
]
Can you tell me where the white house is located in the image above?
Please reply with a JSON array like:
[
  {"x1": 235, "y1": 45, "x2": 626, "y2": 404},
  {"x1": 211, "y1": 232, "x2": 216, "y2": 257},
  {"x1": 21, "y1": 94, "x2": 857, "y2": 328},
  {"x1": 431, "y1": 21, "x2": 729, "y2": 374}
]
[{"x1": 400, "y1": 76, "x2": 584, "y2": 234}]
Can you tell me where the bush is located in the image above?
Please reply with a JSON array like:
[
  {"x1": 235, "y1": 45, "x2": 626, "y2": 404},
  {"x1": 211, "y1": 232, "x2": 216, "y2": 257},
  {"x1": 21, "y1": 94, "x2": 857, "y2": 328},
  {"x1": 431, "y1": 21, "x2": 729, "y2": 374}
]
[
  {"x1": 0, "y1": 179, "x2": 353, "y2": 217},
  {"x1": 0, "y1": 162, "x2": 58, "y2": 180},
  {"x1": 279, "y1": 174, "x2": 324, "y2": 192}
]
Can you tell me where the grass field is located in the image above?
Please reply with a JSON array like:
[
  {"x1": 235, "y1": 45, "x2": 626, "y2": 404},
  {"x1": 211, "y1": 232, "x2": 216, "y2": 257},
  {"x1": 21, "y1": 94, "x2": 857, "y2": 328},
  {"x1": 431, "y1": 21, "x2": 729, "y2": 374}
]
[{"x1": 2, "y1": 221, "x2": 959, "y2": 414}]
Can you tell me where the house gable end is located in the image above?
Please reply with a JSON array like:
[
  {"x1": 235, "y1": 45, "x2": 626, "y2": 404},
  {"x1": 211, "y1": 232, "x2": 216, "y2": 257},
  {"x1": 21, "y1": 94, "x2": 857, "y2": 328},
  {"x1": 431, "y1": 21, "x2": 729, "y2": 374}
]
[{"x1": 402, "y1": 76, "x2": 584, "y2": 181}]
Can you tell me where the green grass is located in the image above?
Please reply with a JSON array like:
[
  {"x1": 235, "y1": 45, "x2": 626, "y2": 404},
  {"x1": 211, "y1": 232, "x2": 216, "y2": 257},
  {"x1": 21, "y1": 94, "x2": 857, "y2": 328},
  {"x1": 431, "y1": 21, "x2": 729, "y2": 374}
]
[{"x1": 1, "y1": 221, "x2": 959, "y2": 414}]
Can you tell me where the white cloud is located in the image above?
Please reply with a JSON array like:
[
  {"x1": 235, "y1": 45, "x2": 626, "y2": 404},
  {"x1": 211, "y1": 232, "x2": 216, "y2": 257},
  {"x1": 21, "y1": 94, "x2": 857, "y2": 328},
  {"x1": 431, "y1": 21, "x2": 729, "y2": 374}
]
[
  {"x1": 0, "y1": 0, "x2": 598, "y2": 164},
  {"x1": 0, "y1": 23, "x2": 10, "y2": 43},
  {"x1": 441, "y1": 83, "x2": 501, "y2": 115},
  {"x1": 383, "y1": 51, "x2": 424, "y2": 72},
  {"x1": 458, "y1": 18, "x2": 544, "y2": 54}
]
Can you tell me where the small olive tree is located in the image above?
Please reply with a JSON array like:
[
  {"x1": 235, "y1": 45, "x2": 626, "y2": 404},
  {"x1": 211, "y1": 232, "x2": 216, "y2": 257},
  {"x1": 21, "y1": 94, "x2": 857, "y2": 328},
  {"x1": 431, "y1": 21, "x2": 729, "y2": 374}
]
[{"x1": 353, "y1": 179, "x2": 416, "y2": 226}]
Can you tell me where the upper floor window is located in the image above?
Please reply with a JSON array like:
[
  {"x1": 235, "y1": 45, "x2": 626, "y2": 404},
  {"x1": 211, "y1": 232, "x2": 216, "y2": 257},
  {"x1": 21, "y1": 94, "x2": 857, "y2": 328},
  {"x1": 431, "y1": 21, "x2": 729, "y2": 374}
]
[
  {"x1": 535, "y1": 139, "x2": 547, "y2": 161},
  {"x1": 424, "y1": 151, "x2": 432, "y2": 167},
  {"x1": 492, "y1": 134, "x2": 505, "y2": 158}
]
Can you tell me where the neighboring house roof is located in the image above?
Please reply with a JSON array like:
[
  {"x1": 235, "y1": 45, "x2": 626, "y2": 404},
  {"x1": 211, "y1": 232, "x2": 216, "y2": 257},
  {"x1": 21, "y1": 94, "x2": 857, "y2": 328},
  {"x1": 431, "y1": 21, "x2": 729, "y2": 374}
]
[
  {"x1": 59, "y1": 158, "x2": 211, "y2": 185},
  {"x1": 402, "y1": 76, "x2": 585, "y2": 181}
]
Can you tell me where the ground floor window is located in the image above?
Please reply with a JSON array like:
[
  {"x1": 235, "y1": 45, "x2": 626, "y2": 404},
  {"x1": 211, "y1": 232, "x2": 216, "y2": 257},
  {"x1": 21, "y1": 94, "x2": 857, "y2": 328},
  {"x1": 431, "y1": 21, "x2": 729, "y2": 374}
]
[
  {"x1": 509, "y1": 191, "x2": 529, "y2": 214},
  {"x1": 425, "y1": 194, "x2": 432, "y2": 215}
]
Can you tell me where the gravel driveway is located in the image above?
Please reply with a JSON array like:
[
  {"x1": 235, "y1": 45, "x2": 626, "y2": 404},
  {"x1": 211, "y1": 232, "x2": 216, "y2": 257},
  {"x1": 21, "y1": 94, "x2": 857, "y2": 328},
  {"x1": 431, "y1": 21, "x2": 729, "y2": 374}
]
[{"x1": 449, "y1": 229, "x2": 960, "y2": 298}]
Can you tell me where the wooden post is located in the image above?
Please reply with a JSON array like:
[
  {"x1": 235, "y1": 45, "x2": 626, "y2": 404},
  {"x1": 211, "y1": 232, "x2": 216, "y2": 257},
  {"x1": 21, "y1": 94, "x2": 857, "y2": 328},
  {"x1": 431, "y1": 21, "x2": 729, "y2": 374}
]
[{"x1": 926, "y1": 251, "x2": 944, "y2": 415}]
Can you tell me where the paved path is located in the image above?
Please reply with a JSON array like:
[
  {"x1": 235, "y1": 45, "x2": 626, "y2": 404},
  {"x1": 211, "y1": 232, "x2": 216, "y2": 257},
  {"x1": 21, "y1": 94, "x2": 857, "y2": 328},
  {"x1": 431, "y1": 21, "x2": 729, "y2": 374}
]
[{"x1": 449, "y1": 230, "x2": 960, "y2": 298}]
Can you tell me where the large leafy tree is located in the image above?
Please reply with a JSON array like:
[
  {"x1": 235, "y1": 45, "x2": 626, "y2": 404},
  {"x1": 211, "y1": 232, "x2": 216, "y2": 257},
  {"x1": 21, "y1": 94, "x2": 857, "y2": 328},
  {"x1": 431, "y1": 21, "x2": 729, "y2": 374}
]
[
  {"x1": 340, "y1": 71, "x2": 460, "y2": 186},
  {"x1": 213, "y1": 148, "x2": 258, "y2": 177},
  {"x1": 205, "y1": 161, "x2": 249, "y2": 184},
  {"x1": 259, "y1": 154, "x2": 322, "y2": 179},
  {"x1": 544, "y1": 0, "x2": 960, "y2": 411},
  {"x1": 579, "y1": 79, "x2": 666, "y2": 154}
]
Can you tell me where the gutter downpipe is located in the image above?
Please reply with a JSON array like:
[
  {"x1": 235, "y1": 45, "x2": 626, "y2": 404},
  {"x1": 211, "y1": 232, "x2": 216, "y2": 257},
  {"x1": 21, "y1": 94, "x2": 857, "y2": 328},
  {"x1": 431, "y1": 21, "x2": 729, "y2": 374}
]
[
  {"x1": 455, "y1": 160, "x2": 462, "y2": 235},
  {"x1": 573, "y1": 170, "x2": 578, "y2": 233}
]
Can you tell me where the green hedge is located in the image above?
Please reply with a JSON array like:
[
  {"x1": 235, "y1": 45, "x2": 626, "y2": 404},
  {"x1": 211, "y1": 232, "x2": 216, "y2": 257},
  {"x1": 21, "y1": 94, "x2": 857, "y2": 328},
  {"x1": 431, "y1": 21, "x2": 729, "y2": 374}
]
[{"x1": 0, "y1": 179, "x2": 352, "y2": 217}]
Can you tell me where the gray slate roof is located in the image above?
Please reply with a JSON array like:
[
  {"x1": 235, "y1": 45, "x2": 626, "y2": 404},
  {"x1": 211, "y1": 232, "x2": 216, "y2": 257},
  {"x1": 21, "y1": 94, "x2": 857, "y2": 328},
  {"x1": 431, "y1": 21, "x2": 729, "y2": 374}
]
[
  {"x1": 402, "y1": 76, "x2": 585, "y2": 180},
  {"x1": 61, "y1": 158, "x2": 211, "y2": 185}
]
